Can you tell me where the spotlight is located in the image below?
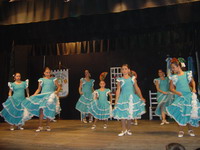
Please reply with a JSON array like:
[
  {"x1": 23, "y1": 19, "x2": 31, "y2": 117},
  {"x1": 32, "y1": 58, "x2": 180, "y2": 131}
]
[
  {"x1": 64, "y1": 0, "x2": 70, "y2": 2},
  {"x1": 8, "y1": 0, "x2": 19, "y2": 2}
]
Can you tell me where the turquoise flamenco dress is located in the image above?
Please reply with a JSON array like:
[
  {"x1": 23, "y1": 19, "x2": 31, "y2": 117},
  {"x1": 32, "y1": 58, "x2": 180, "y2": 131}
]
[
  {"x1": 153, "y1": 77, "x2": 174, "y2": 117},
  {"x1": 88, "y1": 89, "x2": 112, "y2": 120},
  {"x1": 166, "y1": 71, "x2": 200, "y2": 127},
  {"x1": 22, "y1": 77, "x2": 61, "y2": 120},
  {"x1": 113, "y1": 76, "x2": 146, "y2": 120},
  {"x1": 0, "y1": 80, "x2": 29, "y2": 126},
  {"x1": 76, "y1": 78, "x2": 95, "y2": 113}
]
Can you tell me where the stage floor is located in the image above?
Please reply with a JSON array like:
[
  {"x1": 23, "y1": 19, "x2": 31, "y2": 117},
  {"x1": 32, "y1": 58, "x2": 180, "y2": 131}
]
[{"x1": 0, "y1": 120, "x2": 200, "y2": 150}]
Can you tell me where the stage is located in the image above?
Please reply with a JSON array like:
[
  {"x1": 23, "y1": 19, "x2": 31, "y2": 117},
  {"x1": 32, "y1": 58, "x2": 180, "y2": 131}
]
[{"x1": 0, "y1": 120, "x2": 200, "y2": 150}]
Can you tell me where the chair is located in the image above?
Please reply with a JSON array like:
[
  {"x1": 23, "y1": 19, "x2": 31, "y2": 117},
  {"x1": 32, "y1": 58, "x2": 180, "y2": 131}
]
[{"x1": 149, "y1": 90, "x2": 158, "y2": 120}]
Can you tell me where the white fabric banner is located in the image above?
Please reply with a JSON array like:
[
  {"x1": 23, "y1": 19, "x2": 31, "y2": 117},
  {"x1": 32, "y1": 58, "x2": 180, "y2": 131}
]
[{"x1": 52, "y1": 69, "x2": 69, "y2": 98}]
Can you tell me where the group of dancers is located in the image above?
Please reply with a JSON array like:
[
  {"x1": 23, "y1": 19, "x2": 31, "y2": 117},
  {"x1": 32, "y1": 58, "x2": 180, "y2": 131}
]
[
  {"x1": 0, "y1": 67, "x2": 61, "y2": 132},
  {"x1": 75, "y1": 58, "x2": 200, "y2": 137},
  {"x1": 1, "y1": 58, "x2": 200, "y2": 137}
]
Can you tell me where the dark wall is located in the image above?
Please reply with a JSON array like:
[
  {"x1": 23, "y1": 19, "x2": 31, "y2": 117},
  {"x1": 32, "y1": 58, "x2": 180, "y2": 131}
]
[
  {"x1": 0, "y1": 0, "x2": 197, "y2": 25},
  {"x1": 1, "y1": 1, "x2": 200, "y2": 45},
  {"x1": 1, "y1": 37, "x2": 199, "y2": 120},
  {"x1": 25, "y1": 50, "x2": 173, "y2": 120},
  {"x1": 0, "y1": 40, "x2": 12, "y2": 122},
  {"x1": 1, "y1": 2, "x2": 200, "y2": 121}
]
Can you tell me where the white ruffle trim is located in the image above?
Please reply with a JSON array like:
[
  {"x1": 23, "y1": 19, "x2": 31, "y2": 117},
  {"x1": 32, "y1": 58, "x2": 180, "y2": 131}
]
[
  {"x1": 56, "y1": 99, "x2": 61, "y2": 114},
  {"x1": 22, "y1": 108, "x2": 31, "y2": 121},
  {"x1": 169, "y1": 75, "x2": 178, "y2": 85},
  {"x1": 153, "y1": 79, "x2": 160, "y2": 85},
  {"x1": 191, "y1": 92, "x2": 199, "y2": 119},
  {"x1": 2, "y1": 104, "x2": 23, "y2": 118},
  {"x1": 106, "y1": 89, "x2": 111, "y2": 96},
  {"x1": 8, "y1": 82, "x2": 13, "y2": 90},
  {"x1": 128, "y1": 95, "x2": 134, "y2": 118},
  {"x1": 93, "y1": 90, "x2": 99, "y2": 98},
  {"x1": 53, "y1": 77, "x2": 57, "y2": 83},
  {"x1": 92, "y1": 79, "x2": 95, "y2": 87},
  {"x1": 77, "y1": 96, "x2": 93, "y2": 106},
  {"x1": 110, "y1": 105, "x2": 113, "y2": 118},
  {"x1": 38, "y1": 79, "x2": 43, "y2": 87},
  {"x1": 116, "y1": 78, "x2": 125, "y2": 87},
  {"x1": 90, "y1": 101, "x2": 110, "y2": 111},
  {"x1": 3, "y1": 96, "x2": 24, "y2": 111},
  {"x1": 25, "y1": 79, "x2": 29, "y2": 88},
  {"x1": 131, "y1": 76, "x2": 136, "y2": 84},
  {"x1": 187, "y1": 71, "x2": 192, "y2": 83},
  {"x1": 113, "y1": 111, "x2": 146, "y2": 120},
  {"x1": 81, "y1": 78, "x2": 86, "y2": 85},
  {"x1": 89, "y1": 106, "x2": 111, "y2": 116},
  {"x1": 47, "y1": 93, "x2": 56, "y2": 105}
]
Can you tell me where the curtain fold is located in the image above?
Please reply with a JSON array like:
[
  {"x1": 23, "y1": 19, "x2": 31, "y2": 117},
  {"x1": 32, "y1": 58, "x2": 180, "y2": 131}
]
[
  {"x1": 0, "y1": 0, "x2": 199, "y2": 25},
  {"x1": 29, "y1": 24, "x2": 200, "y2": 56}
]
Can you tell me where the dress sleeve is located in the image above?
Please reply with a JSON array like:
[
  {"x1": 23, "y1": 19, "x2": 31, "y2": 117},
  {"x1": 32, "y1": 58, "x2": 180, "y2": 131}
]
[
  {"x1": 91, "y1": 79, "x2": 95, "y2": 87},
  {"x1": 116, "y1": 78, "x2": 125, "y2": 87},
  {"x1": 186, "y1": 71, "x2": 193, "y2": 83},
  {"x1": 80, "y1": 78, "x2": 85, "y2": 85},
  {"x1": 153, "y1": 78, "x2": 160, "y2": 85},
  {"x1": 53, "y1": 77, "x2": 58, "y2": 84},
  {"x1": 131, "y1": 76, "x2": 136, "y2": 84},
  {"x1": 8, "y1": 82, "x2": 13, "y2": 90},
  {"x1": 106, "y1": 89, "x2": 111, "y2": 96},
  {"x1": 38, "y1": 78, "x2": 43, "y2": 87},
  {"x1": 169, "y1": 75, "x2": 178, "y2": 86},
  {"x1": 93, "y1": 90, "x2": 99, "y2": 98},
  {"x1": 25, "y1": 79, "x2": 29, "y2": 88}
]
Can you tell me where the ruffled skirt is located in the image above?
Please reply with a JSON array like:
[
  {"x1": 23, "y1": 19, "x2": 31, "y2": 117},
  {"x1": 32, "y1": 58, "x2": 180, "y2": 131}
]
[
  {"x1": 76, "y1": 94, "x2": 93, "y2": 113},
  {"x1": 113, "y1": 93, "x2": 146, "y2": 120},
  {"x1": 155, "y1": 92, "x2": 174, "y2": 117},
  {"x1": 22, "y1": 92, "x2": 61, "y2": 120},
  {"x1": 88, "y1": 100, "x2": 112, "y2": 120},
  {"x1": 166, "y1": 92, "x2": 200, "y2": 127},
  {"x1": 0, "y1": 96, "x2": 26, "y2": 125}
]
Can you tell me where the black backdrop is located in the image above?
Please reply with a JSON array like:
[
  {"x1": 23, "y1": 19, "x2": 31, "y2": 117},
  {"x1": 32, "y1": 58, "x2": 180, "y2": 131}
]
[
  {"x1": 28, "y1": 51, "x2": 161, "y2": 120},
  {"x1": 11, "y1": 45, "x2": 198, "y2": 120},
  {"x1": 1, "y1": 1, "x2": 200, "y2": 120}
]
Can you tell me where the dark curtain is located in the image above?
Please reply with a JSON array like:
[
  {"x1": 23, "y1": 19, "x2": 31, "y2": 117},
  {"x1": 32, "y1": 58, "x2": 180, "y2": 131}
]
[
  {"x1": 0, "y1": 40, "x2": 12, "y2": 122},
  {"x1": 27, "y1": 49, "x2": 199, "y2": 120},
  {"x1": 13, "y1": 22, "x2": 199, "y2": 119},
  {"x1": 1, "y1": 1, "x2": 200, "y2": 45},
  {"x1": 28, "y1": 24, "x2": 200, "y2": 57},
  {"x1": 0, "y1": 0, "x2": 197, "y2": 25},
  {"x1": 1, "y1": 1, "x2": 200, "y2": 120}
]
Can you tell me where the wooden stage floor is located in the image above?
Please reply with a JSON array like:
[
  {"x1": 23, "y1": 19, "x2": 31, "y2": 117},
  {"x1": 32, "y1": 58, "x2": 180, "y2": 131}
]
[{"x1": 0, "y1": 120, "x2": 200, "y2": 150}]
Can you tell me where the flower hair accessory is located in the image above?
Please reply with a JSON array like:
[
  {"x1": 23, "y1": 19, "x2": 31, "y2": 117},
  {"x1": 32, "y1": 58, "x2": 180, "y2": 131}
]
[
  {"x1": 178, "y1": 57, "x2": 186, "y2": 67},
  {"x1": 170, "y1": 58, "x2": 179, "y2": 63},
  {"x1": 99, "y1": 72, "x2": 108, "y2": 81}
]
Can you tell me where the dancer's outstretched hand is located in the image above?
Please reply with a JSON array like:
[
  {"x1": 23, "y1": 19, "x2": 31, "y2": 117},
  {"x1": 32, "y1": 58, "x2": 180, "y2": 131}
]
[
  {"x1": 192, "y1": 89, "x2": 196, "y2": 93},
  {"x1": 141, "y1": 97, "x2": 146, "y2": 102}
]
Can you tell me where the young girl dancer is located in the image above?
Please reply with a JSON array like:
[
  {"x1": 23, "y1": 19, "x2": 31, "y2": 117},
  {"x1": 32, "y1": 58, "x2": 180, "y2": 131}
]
[
  {"x1": 154, "y1": 69, "x2": 174, "y2": 125},
  {"x1": 22, "y1": 67, "x2": 61, "y2": 132},
  {"x1": 76, "y1": 70, "x2": 95, "y2": 123},
  {"x1": 166, "y1": 58, "x2": 200, "y2": 137},
  {"x1": 0, "y1": 73, "x2": 29, "y2": 130},
  {"x1": 89, "y1": 72, "x2": 112, "y2": 129},
  {"x1": 113, "y1": 64, "x2": 146, "y2": 136}
]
